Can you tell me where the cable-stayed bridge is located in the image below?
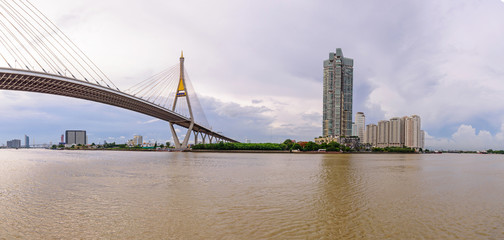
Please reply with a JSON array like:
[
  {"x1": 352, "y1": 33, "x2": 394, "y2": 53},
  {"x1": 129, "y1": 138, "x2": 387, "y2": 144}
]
[{"x1": 0, "y1": 0, "x2": 237, "y2": 149}]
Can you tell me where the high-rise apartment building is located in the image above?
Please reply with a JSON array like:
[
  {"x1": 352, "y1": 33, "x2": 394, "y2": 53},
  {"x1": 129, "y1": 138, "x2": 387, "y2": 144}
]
[
  {"x1": 365, "y1": 124, "x2": 378, "y2": 147},
  {"x1": 377, "y1": 120, "x2": 390, "y2": 148},
  {"x1": 133, "y1": 135, "x2": 143, "y2": 146},
  {"x1": 65, "y1": 130, "x2": 87, "y2": 145},
  {"x1": 366, "y1": 115, "x2": 423, "y2": 149},
  {"x1": 355, "y1": 112, "x2": 365, "y2": 141},
  {"x1": 389, "y1": 117, "x2": 404, "y2": 147},
  {"x1": 323, "y1": 48, "x2": 354, "y2": 137},
  {"x1": 405, "y1": 115, "x2": 422, "y2": 149}
]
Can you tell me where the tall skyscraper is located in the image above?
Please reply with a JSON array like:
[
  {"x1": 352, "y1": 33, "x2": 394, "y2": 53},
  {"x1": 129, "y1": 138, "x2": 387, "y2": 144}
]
[
  {"x1": 24, "y1": 135, "x2": 29, "y2": 148},
  {"x1": 323, "y1": 48, "x2": 354, "y2": 137},
  {"x1": 355, "y1": 112, "x2": 365, "y2": 141}
]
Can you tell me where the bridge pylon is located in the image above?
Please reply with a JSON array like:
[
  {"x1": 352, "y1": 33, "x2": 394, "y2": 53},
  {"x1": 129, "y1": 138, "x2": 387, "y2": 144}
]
[{"x1": 170, "y1": 51, "x2": 194, "y2": 149}]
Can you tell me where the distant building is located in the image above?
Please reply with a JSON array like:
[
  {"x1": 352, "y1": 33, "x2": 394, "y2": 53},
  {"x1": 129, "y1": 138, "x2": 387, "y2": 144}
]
[
  {"x1": 133, "y1": 135, "x2": 143, "y2": 146},
  {"x1": 405, "y1": 115, "x2": 422, "y2": 149},
  {"x1": 323, "y1": 48, "x2": 354, "y2": 137},
  {"x1": 338, "y1": 136, "x2": 360, "y2": 149},
  {"x1": 65, "y1": 130, "x2": 87, "y2": 145},
  {"x1": 365, "y1": 124, "x2": 378, "y2": 147},
  {"x1": 366, "y1": 115, "x2": 423, "y2": 149},
  {"x1": 7, "y1": 139, "x2": 21, "y2": 148},
  {"x1": 355, "y1": 112, "x2": 365, "y2": 141},
  {"x1": 389, "y1": 117, "x2": 404, "y2": 147},
  {"x1": 377, "y1": 120, "x2": 390, "y2": 148},
  {"x1": 59, "y1": 134, "x2": 65, "y2": 145},
  {"x1": 24, "y1": 135, "x2": 29, "y2": 148},
  {"x1": 420, "y1": 130, "x2": 425, "y2": 149},
  {"x1": 314, "y1": 136, "x2": 338, "y2": 144}
]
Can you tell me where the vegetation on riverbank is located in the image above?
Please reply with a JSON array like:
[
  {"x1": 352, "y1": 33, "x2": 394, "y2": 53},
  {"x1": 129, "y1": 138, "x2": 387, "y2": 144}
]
[
  {"x1": 192, "y1": 139, "x2": 353, "y2": 152},
  {"x1": 372, "y1": 147, "x2": 416, "y2": 153},
  {"x1": 487, "y1": 149, "x2": 504, "y2": 154}
]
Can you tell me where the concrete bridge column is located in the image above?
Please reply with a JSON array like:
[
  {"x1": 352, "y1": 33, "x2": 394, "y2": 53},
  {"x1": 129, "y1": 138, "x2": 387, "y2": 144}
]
[
  {"x1": 193, "y1": 131, "x2": 199, "y2": 145},
  {"x1": 202, "y1": 133, "x2": 207, "y2": 144}
]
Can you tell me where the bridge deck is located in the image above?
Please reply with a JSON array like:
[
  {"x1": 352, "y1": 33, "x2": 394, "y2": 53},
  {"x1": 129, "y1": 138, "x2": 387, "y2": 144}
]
[{"x1": 0, "y1": 68, "x2": 237, "y2": 143}]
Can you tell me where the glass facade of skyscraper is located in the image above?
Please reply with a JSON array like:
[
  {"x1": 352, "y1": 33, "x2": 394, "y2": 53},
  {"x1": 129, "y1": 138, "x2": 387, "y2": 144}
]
[{"x1": 323, "y1": 48, "x2": 353, "y2": 137}]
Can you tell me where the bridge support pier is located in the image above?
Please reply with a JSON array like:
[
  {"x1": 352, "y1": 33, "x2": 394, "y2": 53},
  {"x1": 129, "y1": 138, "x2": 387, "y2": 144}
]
[
  {"x1": 202, "y1": 133, "x2": 207, "y2": 144},
  {"x1": 170, "y1": 121, "x2": 194, "y2": 149},
  {"x1": 194, "y1": 131, "x2": 199, "y2": 145}
]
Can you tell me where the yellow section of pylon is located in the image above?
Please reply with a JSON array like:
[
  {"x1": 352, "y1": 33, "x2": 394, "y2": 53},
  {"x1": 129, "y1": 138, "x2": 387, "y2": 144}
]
[
  {"x1": 181, "y1": 50, "x2": 184, "y2": 58},
  {"x1": 177, "y1": 77, "x2": 185, "y2": 91}
]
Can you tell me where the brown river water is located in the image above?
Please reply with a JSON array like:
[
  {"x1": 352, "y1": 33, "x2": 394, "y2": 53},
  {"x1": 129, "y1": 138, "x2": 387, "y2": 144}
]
[{"x1": 0, "y1": 149, "x2": 503, "y2": 239}]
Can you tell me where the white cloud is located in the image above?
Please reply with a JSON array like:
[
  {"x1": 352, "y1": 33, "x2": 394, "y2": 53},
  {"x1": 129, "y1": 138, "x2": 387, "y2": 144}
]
[
  {"x1": 426, "y1": 123, "x2": 504, "y2": 150},
  {"x1": 138, "y1": 119, "x2": 160, "y2": 124}
]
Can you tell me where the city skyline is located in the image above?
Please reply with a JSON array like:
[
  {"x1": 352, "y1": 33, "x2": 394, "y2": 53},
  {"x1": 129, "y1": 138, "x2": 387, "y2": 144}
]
[{"x1": 1, "y1": 0, "x2": 504, "y2": 150}]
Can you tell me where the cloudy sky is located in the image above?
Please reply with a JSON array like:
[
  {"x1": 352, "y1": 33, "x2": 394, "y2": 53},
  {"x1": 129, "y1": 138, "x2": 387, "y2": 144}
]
[{"x1": 1, "y1": 0, "x2": 504, "y2": 150}]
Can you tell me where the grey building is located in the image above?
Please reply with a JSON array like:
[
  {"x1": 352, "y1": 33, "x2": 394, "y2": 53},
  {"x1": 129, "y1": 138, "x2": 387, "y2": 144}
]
[
  {"x1": 65, "y1": 130, "x2": 87, "y2": 145},
  {"x1": 7, "y1": 139, "x2": 21, "y2": 148},
  {"x1": 323, "y1": 48, "x2": 354, "y2": 137}
]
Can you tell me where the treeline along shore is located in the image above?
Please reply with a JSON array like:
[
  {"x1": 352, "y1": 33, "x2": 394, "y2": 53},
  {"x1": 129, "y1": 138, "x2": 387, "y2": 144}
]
[{"x1": 191, "y1": 140, "x2": 417, "y2": 153}]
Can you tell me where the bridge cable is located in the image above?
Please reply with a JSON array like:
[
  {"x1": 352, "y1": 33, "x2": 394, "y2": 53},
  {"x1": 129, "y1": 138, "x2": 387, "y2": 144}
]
[
  {"x1": 5, "y1": 0, "x2": 76, "y2": 76},
  {"x1": 184, "y1": 70, "x2": 210, "y2": 128},
  {"x1": 0, "y1": 2, "x2": 83, "y2": 79},
  {"x1": 127, "y1": 65, "x2": 178, "y2": 99},
  {"x1": 16, "y1": 0, "x2": 94, "y2": 81},
  {"x1": 0, "y1": 0, "x2": 61, "y2": 74},
  {"x1": 124, "y1": 67, "x2": 173, "y2": 94},
  {"x1": 153, "y1": 70, "x2": 180, "y2": 107},
  {"x1": 0, "y1": 32, "x2": 25, "y2": 67},
  {"x1": 21, "y1": 0, "x2": 119, "y2": 90},
  {"x1": 0, "y1": 52, "x2": 11, "y2": 67},
  {"x1": 0, "y1": 12, "x2": 42, "y2": 70},
  {"x1": 0, "y1": 14, "x2": 35, "y2": 70},
  {"x1": 145, "y1": 68, "x2": 178, "y2": 102}
]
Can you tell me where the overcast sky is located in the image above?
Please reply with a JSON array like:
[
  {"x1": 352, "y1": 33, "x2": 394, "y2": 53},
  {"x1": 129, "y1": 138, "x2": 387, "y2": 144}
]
[{"x1": 1, "y1": 0, "x2": 504, "y2": 150}]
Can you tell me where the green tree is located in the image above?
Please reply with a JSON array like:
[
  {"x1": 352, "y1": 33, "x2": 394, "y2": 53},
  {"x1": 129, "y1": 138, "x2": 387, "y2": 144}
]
[
  {"x1": 292, "y1": 143, "x2": 302, "y2": 150},
  {"x1": 303, "y1": 141, "x2": 319, "y2": 151},
  {"x1": 283, "y1": 139, "x2": 294, "y2": 149},
  {"x1": 326, "y1": 141, "x2": 341, "y2": 152}
]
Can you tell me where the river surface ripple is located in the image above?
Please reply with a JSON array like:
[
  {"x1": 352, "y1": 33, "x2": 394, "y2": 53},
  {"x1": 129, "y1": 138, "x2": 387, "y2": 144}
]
[{"x1": 1, "y1": 149, "x2": 503, "y2": 239}]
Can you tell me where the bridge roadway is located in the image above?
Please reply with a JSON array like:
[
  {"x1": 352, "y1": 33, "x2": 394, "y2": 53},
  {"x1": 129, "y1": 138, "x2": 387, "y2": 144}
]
[{"x1": 0, "y1": 67, "x2": 237, "y2": 143}]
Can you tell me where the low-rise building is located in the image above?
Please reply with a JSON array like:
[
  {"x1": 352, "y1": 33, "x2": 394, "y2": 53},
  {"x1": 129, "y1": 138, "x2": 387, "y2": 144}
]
[
  {"x1": 314, "y1": 136, "x2": 338, "y2": 145},
  {"x1": 7, "y1": 139, "x2": 21, "y2": 148}
]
